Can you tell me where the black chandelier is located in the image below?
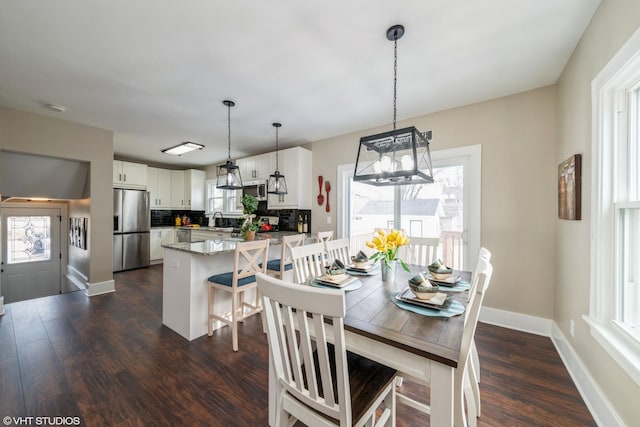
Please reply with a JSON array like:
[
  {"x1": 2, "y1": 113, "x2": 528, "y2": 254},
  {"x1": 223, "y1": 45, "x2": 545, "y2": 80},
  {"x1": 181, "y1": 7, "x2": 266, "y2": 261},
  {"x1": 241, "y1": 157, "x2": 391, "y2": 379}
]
[
  {"x1": 353, "y1": 25, "x2": 434, "y2": 186},
  {"x1": 267, "y1": 122, "x2": 288, "y2": 195},
  {"x1": 216, "y1": 100, "x2": 243, "y2": 190}
]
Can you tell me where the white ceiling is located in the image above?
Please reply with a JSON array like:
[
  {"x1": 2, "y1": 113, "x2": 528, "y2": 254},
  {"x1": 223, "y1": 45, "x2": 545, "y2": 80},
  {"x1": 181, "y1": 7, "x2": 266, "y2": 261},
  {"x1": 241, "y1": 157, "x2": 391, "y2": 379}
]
[{"x1": 0, "y1": 0, "x2": 600, "y2": 168}]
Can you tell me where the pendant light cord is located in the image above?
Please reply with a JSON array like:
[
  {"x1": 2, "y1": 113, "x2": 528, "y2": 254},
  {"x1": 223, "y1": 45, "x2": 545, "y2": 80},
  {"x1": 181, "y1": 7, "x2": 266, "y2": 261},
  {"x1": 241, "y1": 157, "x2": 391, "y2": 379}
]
[
  {"x1": 275, "y1": 126, "x2": 279, "y2": 170},
  {"x1": 227, "y1": 103, "x2": 232, "y2": 161},
  {"x1": 393, "y1": 31, "x2": 398, "y2": 133}
]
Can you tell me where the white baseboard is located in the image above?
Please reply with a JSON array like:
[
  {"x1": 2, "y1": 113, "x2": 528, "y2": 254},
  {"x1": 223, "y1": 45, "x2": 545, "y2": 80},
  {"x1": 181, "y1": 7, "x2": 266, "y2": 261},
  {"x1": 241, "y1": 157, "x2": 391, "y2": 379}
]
[
  {"x1": 85, "y1": 279, "x2": 115, "y2": 297},
  {"x1": 479, "y1": 306, "x2": 623, "y2": 427},
  {"x1": 551, "y1": 323, "x2": 625, "y2": 427},
  {"x1": 479, "y1": 306, "x2": 552, "y2": 336}
]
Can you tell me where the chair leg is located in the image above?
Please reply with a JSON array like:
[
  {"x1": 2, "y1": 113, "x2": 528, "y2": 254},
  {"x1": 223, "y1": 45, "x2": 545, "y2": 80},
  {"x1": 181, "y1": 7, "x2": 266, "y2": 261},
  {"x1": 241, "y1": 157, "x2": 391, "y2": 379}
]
[
  {"x1": 207, "y1": 284, "x2": 215, "y2": 337},
  {"x1": 470, "y1": 342, "x2": 481, "y2": 416},
  {"x1": 464, "y1": 369, "x2": 478, "y2": 427},
  {"x1": 231, "y1": 290, "x2": 239, "y2": 352},
  {"x1": 238, "y1": 290, "x2": 246, "y2": 323}
]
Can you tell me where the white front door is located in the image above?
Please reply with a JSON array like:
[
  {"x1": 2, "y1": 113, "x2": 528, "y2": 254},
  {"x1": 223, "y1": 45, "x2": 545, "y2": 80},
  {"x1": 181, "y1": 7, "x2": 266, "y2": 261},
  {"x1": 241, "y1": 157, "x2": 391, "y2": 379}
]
[{"x1": 1, "y1": 207, "x2": 62, "y2": 303}]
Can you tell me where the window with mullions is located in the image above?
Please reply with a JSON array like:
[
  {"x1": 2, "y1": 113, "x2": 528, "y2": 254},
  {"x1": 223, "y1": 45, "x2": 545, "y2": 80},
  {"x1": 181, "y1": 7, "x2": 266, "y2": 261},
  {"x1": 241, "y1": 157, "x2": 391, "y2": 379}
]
[
  {"x1": 588, "y1": 29, "x2": 640, "y2": 385},
  {"x1": 206, "y1": 180, "x2": 241, "y2": 214}
]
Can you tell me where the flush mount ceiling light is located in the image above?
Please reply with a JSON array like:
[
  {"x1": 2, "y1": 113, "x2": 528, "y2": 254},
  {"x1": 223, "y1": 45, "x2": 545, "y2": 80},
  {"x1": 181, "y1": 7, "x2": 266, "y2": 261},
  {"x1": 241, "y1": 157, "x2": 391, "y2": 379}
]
[
  {"x1": 216, "y1": 100, "x2": 243, "y2": 190},
  {"x1": 353, "y1": 24, "x2": 434, "y2": 186},
  {"x1": 162, "y1": 141, "x2": 205, "y2": 156},
  {"x1": 267, "y1": 122, "x2": 288, "y2": 195}
]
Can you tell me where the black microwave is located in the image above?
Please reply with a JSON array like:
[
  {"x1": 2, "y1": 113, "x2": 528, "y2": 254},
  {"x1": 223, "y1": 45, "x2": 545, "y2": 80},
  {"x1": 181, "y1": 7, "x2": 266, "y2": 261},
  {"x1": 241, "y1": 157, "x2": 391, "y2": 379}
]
[{"x1": 242, "y1": 181, "x2": 267, "y2": 201}]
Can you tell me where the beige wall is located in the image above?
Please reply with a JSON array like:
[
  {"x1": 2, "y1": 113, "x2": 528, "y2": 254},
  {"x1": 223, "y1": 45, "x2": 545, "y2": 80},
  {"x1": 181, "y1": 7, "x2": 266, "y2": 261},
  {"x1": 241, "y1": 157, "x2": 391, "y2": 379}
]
[
  {"x1": 0, "y1": 107, "x2": 114, "y2": 286},
  {"x1": 310, "y1": 86, "x2": 557, "y2": 319},
  {"x1": 556, "y1": 0, "x2": 640, "y2": 424}
]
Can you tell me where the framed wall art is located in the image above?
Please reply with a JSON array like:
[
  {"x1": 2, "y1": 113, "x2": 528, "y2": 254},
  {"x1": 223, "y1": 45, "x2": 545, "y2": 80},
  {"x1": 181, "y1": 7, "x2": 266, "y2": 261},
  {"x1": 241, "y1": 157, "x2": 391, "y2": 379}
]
[{"x1": 558, "y1": 154, "x2": 582, "y2": 220}]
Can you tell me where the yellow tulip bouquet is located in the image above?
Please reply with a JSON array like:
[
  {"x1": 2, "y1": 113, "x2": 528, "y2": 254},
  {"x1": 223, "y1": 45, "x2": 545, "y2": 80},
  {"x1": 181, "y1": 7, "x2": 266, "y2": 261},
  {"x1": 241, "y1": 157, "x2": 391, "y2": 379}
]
[{"x1": 365, "y1": 228, "x2": 411, "y2": 272}]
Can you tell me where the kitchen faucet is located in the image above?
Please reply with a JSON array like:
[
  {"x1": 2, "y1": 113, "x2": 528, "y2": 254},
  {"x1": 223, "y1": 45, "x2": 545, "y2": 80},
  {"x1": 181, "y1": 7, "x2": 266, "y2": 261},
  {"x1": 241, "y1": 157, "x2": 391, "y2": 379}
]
[{"x1": 210, "y1": 211, "x2": 224, "y2": 228}]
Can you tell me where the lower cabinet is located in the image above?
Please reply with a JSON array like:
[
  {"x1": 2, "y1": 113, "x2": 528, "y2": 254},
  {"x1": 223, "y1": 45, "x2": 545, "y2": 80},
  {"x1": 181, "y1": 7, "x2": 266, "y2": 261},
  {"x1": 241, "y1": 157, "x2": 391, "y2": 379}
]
[
  {"x1": 190, "y1": 230, "x2": 232, "y2": 241},
  {"x1": 150, "y1": 228, "x2": 176, "y2": 262}
]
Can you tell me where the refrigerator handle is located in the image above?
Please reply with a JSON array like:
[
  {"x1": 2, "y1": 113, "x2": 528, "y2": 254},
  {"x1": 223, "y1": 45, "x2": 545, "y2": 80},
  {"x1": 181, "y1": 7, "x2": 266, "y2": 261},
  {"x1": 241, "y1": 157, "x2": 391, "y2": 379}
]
[{"x1": 114, "y1": 215, "x2": 120, "y2": 232}]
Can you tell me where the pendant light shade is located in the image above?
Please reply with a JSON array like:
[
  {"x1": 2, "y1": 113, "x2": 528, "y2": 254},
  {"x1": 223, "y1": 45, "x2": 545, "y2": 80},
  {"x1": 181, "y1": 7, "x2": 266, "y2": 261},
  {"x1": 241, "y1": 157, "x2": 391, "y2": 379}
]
[
  {"x1": 267, "y1": 122, "x2": 287, "y2": 195},
  {"x1": 353, "y1": 25, "x2": 434, "y2": 186},
  {"x1": 217, "y1": 100, "x2": 243, "y2": 190}
]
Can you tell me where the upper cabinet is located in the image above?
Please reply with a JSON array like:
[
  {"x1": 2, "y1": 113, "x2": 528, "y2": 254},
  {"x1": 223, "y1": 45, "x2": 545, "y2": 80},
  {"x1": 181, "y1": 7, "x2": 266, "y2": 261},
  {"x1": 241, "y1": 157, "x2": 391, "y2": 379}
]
[
  {"x1": 267, "y1": 147, "x2": 312, "y2": 209},
  {"x1": 238, "y1": 152, "x2": 275, "y2": 182},
  {"x1": 147, "y1": 167, "x2": 206, "y2": 210},
  {"x1": 148, "y1": 167, "x2": 172, "y2": 208},
  {"x1": 113, "y1": 161, "x2": 147, "y2": 189},
  {"x1": 185, "y1": 169, "x2": 206, "y2": 211},
  {"x1": 170, "y1": 170, "x2": 185, "y2": 208}
]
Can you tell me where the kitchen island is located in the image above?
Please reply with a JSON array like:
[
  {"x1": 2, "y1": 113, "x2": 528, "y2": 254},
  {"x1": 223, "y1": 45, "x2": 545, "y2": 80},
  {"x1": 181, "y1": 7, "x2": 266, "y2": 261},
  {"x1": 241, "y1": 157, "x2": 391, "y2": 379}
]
[{"x1": 161, "y1": 232, "x2": 311, "y2": 341}]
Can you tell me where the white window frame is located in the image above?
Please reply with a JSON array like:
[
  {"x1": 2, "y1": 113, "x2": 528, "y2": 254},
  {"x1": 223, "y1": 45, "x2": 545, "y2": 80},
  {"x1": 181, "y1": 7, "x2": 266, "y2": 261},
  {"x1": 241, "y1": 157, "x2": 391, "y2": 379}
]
[
  {"x1": 205, "y1": 179, "x2": 242, "y2": 215},
  {"x1": 337, "y1": 144, "x2": 481, "y2": 271},
  {"x1": 586, "y1": 26, "x2": 640, "y2": 386}
]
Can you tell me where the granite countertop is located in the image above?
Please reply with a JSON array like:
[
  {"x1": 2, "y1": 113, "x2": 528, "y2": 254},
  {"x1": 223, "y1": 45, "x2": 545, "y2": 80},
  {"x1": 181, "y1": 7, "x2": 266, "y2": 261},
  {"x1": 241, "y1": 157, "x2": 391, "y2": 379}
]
[{"x1": 162, "y1": 231, "x2": 315, "y2": 256}]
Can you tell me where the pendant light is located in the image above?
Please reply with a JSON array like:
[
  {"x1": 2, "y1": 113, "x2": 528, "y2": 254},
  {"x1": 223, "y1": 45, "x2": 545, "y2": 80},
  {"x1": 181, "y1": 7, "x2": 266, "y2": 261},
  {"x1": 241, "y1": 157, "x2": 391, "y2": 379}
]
[
  {"x1": 216, "y1": 100, "x2": 243, "y2": 190},
  {"x1": 353, "y1": 25, "x2": 434, "y2": 186},
  {"x1": 267, "y1": 122, "x2": 287, "y2": 195}
]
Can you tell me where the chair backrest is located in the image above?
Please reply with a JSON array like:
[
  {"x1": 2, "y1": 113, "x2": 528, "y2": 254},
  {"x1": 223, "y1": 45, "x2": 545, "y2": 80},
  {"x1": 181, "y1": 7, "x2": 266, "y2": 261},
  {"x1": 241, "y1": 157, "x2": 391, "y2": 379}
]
[
  {"x1": 324, "y1": 237, "x2": 351, "y2": 266},
  {"x1": 400, "y1": 236, "x2": 440, "y2": 266},
  {"x1": 468, "y1": 247, "x2": 492, "y2": 303},
  {"x1": 316, "y1": 230, "x2": 334, "y2": 244},
  {"x1": 256, "y1": 272, "x2": 352, "y2": 425},
  {"x1": 290, "y1": 242, "x2": 326, "y2": 283},
  {"x1": 278, "y1": 234, "x2": 306, "y2": 275},
  {"x1": 459, "y1": 257, "x2": 493, "y2": 373},
  {"x1": 232, "y1": 239, "x2": 269, "y2": 286}
]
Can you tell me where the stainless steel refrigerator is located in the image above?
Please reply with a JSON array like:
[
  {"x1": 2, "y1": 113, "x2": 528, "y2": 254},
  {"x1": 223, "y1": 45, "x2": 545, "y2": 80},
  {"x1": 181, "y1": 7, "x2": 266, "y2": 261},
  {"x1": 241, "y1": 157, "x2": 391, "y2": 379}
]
[{"x1": 113, "y1": 189, "x2": 150, "y2": 272}]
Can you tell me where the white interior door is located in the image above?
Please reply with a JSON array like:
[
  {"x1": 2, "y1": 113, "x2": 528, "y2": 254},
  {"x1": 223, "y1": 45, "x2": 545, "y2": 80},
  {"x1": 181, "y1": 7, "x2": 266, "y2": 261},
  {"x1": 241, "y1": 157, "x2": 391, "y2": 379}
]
[{"x1": 1, "y1": 207, "x2": 62, "y2": 303}]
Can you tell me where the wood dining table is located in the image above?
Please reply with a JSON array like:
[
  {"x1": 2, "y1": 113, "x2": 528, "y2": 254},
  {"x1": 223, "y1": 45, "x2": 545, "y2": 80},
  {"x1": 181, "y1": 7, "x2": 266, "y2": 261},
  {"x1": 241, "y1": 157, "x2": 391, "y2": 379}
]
[{"x1": 267, "y1": 266, "x2": 472, "y2": 427}]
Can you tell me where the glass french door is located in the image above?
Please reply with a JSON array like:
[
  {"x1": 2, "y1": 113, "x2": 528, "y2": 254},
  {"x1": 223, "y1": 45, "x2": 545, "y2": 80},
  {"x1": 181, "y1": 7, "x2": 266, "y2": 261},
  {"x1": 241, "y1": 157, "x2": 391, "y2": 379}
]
[{"x1": 338, "y1": 145, "x2": 481, "y2": 270}]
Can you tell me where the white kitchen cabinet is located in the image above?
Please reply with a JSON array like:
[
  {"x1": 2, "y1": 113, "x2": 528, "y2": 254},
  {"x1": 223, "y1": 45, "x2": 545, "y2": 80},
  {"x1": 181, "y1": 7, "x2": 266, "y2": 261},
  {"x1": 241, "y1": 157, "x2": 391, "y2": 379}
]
[
  {"x1": 113, "y1": 161, "x2": 147, "y2": 189},
  {"x1": 170, "y1": 170, "x2": 186, "y2": 208},
  {"x1": 150, "y1": 228, "x2": 176, "y2": 262},
  {"x1": 238, "y1": 152, "x2": 274, "y2": 182},
  {"x1": 267, "y1": 147, "x2": 312, "y2": 209},
  {"x1": 185, "y1": 169, "x2": 206, "y2": 211},
  {"x1": 148, "y1": 167, "x2": 172, "y2": 209}
]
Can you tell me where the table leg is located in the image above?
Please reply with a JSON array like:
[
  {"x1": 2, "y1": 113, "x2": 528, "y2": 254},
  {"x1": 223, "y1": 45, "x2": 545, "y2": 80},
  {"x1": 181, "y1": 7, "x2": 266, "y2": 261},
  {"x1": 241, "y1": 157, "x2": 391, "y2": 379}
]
[{"x1": 431, "y1": 362, "x2": 455, "y2": 427}]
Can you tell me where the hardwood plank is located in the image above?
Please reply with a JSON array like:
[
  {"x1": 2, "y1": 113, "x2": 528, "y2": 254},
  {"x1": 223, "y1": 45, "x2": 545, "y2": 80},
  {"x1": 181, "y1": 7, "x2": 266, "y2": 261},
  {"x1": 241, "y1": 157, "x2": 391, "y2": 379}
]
[{"x1": 0, "y1": 265, "x2": 595, "y2": 426}]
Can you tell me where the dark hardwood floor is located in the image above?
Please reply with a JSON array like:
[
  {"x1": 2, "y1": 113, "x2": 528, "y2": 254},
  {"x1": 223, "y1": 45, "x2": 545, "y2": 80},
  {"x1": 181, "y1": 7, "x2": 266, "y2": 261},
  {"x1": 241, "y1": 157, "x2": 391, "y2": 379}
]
[{"x1": 0, "y1": 265, "x2": 596, "y2": 426}]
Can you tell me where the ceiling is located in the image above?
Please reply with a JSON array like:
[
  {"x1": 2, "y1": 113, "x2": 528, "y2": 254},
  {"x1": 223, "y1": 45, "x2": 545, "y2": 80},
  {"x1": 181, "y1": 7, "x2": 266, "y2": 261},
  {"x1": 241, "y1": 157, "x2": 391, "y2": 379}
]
[{"x1": 0, "y1": 0, "x2": 600, "y2": 169}]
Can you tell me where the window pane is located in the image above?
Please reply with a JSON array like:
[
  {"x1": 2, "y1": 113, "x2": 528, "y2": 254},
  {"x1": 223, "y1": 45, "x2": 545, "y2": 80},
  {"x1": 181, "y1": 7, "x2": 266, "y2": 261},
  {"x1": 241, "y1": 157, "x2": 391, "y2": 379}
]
[
  {"x1": 619, "y1": 206, "x2": 640, "y2": 340},
  {"x1": 7, "y1": 216, "x2": 51, "y2": 264}
]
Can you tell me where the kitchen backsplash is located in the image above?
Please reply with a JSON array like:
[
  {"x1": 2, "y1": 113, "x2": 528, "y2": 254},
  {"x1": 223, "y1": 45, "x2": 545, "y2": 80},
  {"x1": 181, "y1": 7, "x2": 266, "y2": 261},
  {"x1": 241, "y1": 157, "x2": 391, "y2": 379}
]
[
  {"x1": 151, "y1": 210, "x2": 206, "y2": 227},
  {"x1": 150, "y1": 208, "x2": 311, "y2": 232}
]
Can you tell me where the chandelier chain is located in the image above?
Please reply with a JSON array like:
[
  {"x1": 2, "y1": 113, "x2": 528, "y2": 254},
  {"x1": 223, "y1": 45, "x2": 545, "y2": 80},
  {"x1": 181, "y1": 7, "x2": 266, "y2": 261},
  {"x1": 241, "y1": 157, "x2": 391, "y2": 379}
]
[{"x1": 275, "y1": 125, "x2": 279, "y2": 170}]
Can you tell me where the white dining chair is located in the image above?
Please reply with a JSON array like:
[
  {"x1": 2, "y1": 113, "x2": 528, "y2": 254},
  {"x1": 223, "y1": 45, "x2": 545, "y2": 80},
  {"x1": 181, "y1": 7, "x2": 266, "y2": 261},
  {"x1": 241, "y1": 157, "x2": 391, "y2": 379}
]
[
  {"x1": 256, "y1": 272, "x2": 397, "y2": 427},
  {"x1": 206, "y1": 239, "x2": 269, "y2": 352},
  {"x1": 466, "y1": 247, "x2": 492, "y2": 422},
  {"x1": 290, "y1": 242, "x2": 326, "y2": 284},
  {"x1": 324, "y1": 237, "x2": 351, "y2": 266},
  {"x1": 394, "y1": 257, "x2": 493, "y2": 427},
  {"x1": 316, "y1": 230, "x2": 334, "y2": 244},
  {"x1": 399, "y1": 236, "x2": 440, "y2": 266},
  {"x1": 265, "y1": 233, "x2": 306, "y2": 281}
]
